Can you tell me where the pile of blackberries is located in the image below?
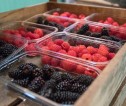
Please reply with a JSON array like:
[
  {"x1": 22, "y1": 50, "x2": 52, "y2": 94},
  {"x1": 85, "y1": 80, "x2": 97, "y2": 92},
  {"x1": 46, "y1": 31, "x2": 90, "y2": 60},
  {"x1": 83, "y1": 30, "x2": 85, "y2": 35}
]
[{"x1": 9, "y1": 63, "x2": 94, "y2": 105}]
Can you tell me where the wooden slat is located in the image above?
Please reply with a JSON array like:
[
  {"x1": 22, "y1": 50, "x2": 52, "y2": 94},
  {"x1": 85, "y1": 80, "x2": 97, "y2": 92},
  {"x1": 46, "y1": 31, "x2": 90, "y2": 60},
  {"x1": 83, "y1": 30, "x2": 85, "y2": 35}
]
[{"x1": 47, "y1": 2, "x2": 126, "y2": 18}]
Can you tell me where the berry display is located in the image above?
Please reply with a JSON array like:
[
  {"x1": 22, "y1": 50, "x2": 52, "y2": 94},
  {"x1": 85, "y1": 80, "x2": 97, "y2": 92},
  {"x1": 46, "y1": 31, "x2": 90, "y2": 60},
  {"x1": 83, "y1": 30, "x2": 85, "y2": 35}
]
[{"x1": 9, "y1": 63, "x2": 95, "y2": 105}]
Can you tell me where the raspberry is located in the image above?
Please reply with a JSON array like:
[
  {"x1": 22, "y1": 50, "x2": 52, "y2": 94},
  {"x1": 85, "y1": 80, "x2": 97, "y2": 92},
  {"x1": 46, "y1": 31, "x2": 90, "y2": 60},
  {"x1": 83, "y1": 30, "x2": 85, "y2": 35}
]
[
  {"x1": 98, "y1": 48, "x2": 109, "y2": 56},
  {"x1": 61, "y1": 42, "x2": 70, "y2": 51},
  {"x1": 108, "y1": 53, "x2": 115, "y2": 60},
  {"x1": 78, "y1": 49, "x2": 89, "y2": 57},
  {"x1": 34, "y1": 28, "x2": 44, "y2": 37},
  {"x1": 54, "y1": 39, "x2": 64, "y2": 46},
  {"x1": 76, "y1": 65, "x2": 86, "y2": 74},
  {"x1": 69, "y1": 14, "x2": 77, "y2": 18},
  {"x1": 81, "y1": 54, "x2": 92, "y2": 61},
  {"x1": 49, "y1": 44, "x2": 61, "y2": 52},
  {"x1": 98, "y1": 56, "x2": 108, "y2": 62},
  {"x1": 53, "y1": 12, "x2": 59, "y2": 16},
  {"x1": 99, "y1": 44, "x2": 109, "y2": 51},
  {"x1": 47, "y1": 41, "x2": 54, "y2": 47},
  {"x1": 62, "y1": 60, "x2": 76, "y2": 72},
  {"x1": 25, "y1": 43, "x2": 36, "y2": 53},
  {"x1": 87, "y1": 46, "x2": 97, "y2": 54},
  {"x1": 51, "y1": 58, "x2": 59, "y2": 67},
  {"x1": 113, "y1": 22, "x2": 119, "y2": 26},
  {"x1": 92, "y1": 53, "x2": 101, "y2": 62},
  {"x1": 58, "y1": 50, "x2": 67, "y2": 54},
  {"x1": 41, "y1": 55, "x2": 52, "y2": 64},
  {"x1": 41, "y1": 46, "x2": 49, "y2": 50},
  {"x1": 31, "y1": 33, "x2": 40, "y2": 39},
  {"x1": 79, "y1": 14, "x2": 85, "y2": 19},
  {"x1": 63, "y1": 22, "x2": 70, "y2": 27},
  {"x1": 67, "y1": 50, "x2": 77, "y2": 57},
  {"x1": 107, "y1": 17, "x2": 114, "y2": 24},
  {"x1": 69, "y1": 46, "x2": 80, "y2": 54},
  {"x1": 60, "y1": 13, "x2": 68, "y2": 17},
  {"x1": 25, "y1": 32, "x2": 33, "y2": 38},
  {"x1": 78, "y1": 45, "x2": 86, "y2": 52}
]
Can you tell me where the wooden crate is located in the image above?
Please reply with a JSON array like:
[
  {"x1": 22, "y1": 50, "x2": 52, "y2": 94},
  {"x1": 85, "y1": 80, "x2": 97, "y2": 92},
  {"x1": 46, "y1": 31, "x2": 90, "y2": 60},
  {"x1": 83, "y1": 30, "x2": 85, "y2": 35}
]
[{"x1": 0, "y1": 1, "x2": 126, "y2": 106}]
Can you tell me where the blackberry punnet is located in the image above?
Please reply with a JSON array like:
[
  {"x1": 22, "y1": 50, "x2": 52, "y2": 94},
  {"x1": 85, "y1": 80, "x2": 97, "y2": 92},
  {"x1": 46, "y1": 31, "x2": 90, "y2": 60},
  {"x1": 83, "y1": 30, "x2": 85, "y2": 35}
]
[
  {"x1": 28, "y1": 76, "x2": 45, "y2": 92},
  {"x1": 77, "y1": 24, "x2": 89, "y2": 34},
  {"x1": 13, "y1": 77, "x2": 30, "y2": 87},
  {"x1": 32, "y1": 68, "x2": 44, "y2": 78},
  {"x1": 56, "y1": 80, "x2": 71, "y2": 91},
  {"x1": 50, "y1": 91, "x2": 80, "y2": 102},
  {"x1": 101, "y1": 27, "x2": 109, "y2": 36},
  {"x1": 42, "y1": 64, "x2": 55, "y2": 80},
  {"x1": 51, "y1": 72, "x2": 62, "y2": 83},
  {"x1": 0, "y1": 44, "x2": 17, "y2": 57}
]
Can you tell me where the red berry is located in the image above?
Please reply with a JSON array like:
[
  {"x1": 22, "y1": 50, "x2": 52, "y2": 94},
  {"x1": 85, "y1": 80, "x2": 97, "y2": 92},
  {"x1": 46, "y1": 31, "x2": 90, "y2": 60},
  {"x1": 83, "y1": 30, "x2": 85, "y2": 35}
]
[
  {"x1": 87, "y1": 46, "x2": 97, "y2": 54},
  {"x1": 61, "y1": 42, "x2": 70, "y2": 51},
  {"x1": 54, "y1": 39, "x2": 64, "y2": 45},
  {"x1": 98, "y1": 49, "x2": 109, "y2": 57},
  {"x1": 19, "y1": 30, "x2": 26, "y2": 37},
  {"x1": 63, "y1": 12, "x2": 71, "y2": 17},
  {"x1": 85, "y1": 70, "x2": 93, "y2": 77},
  {"x1": 78, "y1": 14, "x2": 85, "y2": 19},
  {"x1": 69, "y1": 14, "x2": 77, "y2": 18},
  {"x1": 67, "y1": 50, "x2": 77, "y2": 57},
  {"x1": 41, "y1": 55, "x2": 51, "y2": 64},
  {"x1": 78, "y1": 45, "x2": 86, "y2": 52},
  {"x1": 58, "y1": 50, "x2": 67, "y2": 54},
  {"x1": 34, "y1": 28, "x2": 44, "y2": 37},
  {"x1": 81, "y1": 54, "x2": 92, "y2": 61},
  {"x1": 99, "y1": 20, "x2": 104, "y2": 23},
  {"x1": 25, "y1": 43, "x2": 36, "y2": 52},
  {"x1": 62, "y1": 60, "x2": 76, "y2": 72},
  {"x1": 76, "y1": 65, "x2": 86, "y2": 74},
  {"x1": 49, "y1": 44, "x2": 61, "y2": 52},
  {"x1": 51, "y1": 58, "x2": 59, "y2": 66},
  {"x1": 47, "y1": 41, "x2": 54, "y2": 47},
  {"x1": 98, "y1": 56, "x2": 108, "y2": 62},
  {"x1": 99, "y1": 44, "x2": 109, "y2": 51},
  {"x1": 113, "y1": 22, "x2": 119, "y2": 26},
  {"x1": 41, "y1": 46, "x2": 49, "y2": 50},
  {"x1": 108, "y1": 53, "x2": 115, "y2": 60},
  {"x1": 60, "y1": 13, "x2": 68, "y2": 17},
  {"x1": 107, "y1": 17, "x2": 114, "y2": 24},
  {"x1": 92, "y1": 53, "x2": 102, "y2": 62},
  {"x1": 63, "y1": 22, "x2": 70, "y2": 27},
  {"x1": 53, "y1": 12, "x2": 59, "y2": 16}
]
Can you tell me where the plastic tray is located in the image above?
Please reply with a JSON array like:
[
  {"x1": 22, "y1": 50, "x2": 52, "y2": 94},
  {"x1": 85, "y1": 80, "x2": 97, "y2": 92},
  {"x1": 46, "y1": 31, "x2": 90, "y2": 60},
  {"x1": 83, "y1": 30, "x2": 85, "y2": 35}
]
[
  {"x1": 86, "y1": 13, "x2": 126, "y2": 27},
  {"x1": 0, "y1": 51, "x2": 100, "y2": 106},
  {"x1": 25, "y1": 14, "x2": 77, "y2": 32},
  {"x1": 0, "y1": 21, "x2": 58, "y2": 43},
  {"x1": 44, "y1": 8, "x2": 89, "y2": 20},
  {"x1": 0, "y1": 32, "x2": 28, "y2": 70},
  {"x1": 36, "y1": 32, "x2": 121, "y2": 70},
  {"x1": 65, "y1": 21, "x2": 126, "y2": 42}
]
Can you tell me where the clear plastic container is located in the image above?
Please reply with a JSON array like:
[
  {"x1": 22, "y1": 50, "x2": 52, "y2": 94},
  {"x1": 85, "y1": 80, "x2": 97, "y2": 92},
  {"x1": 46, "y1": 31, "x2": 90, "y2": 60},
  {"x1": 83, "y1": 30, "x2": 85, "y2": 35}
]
[
  {"x1": 36, "y1": 32, "x2": 121, "y2": 70},
  {"x1": 44, "y1": 8, "x2": 89, "y2": 20},
  {"x1": 0, "y1": 51, "x2": 100, "y2": 106},
  {"x1": 0, "y1": 21, "x2": 58, "y2": 43},
  {"x1": 65, "y1": 21, "x2": 126, "y2": 43},
  {"x1": 86, "y1": 13, "x2": 126, "y2": 28},
  {"x1": 0, "y1": 32, "x2": 28, "y2": 70},
  {"x1": 25, "y1": 14, "x2": 77, "y2": 32}
]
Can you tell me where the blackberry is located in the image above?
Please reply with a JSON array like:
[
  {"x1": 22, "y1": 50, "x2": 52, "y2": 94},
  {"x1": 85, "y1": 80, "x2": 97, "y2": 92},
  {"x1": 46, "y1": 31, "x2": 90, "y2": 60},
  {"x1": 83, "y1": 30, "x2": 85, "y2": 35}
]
[
  {"x1": 13, "y1": 77, "x2": 30, "y2": 87},
  {"x1": 43, "y1": 19, "x2": 49, "y2": 25},
  {"x1": 101, "y1": 27, "x2": 109, "y2": 36},
  {"x1": 71, "y1": 83, "x2": 87, "y2": 93},
  {"x1": 28, "y1": 76, "x2": 45, "y2": 92},
  {"x1": 62, "y1": 101, "x2": 74, "y2": 105},
  {"x1": 68, "y1": 38, "x2": 77, "y2": 46},
  {"x1": 90, "y1": 33, "x2": 102, "y2": 38},
  {"x1": 32, "y1": 68, "x2": 44, "y2": 78},
  {"x1": 74, "y1": 75, "x2": 94, "y2": 86},
  {"x1": 36, "y1": 17, "x2": 43, "y2": 24},
  {"x1": 77, "y1": 24, "x2": 89, "y2": 34},
  {"x1": 0, "y1": 40, "x2": 6, "y2": 46},
  {"x1": 50, "y1": 91, "x2": 80, "y2": 102},
  {"x1": 55, "y1": 23, "x2": 64, "y2": 32},
  {"x1": 100, "y1": 36, "x2": 112, "y2": 40},
  {"x1": 56, "y1": 80, "x2": 71, "y2": 91},
  {"x1": 0, "y1": 44, "x2": 17, "y2": 57},
  {"x1": 85, "y1": 31, "x2": 92, "y2": 36},
  {"x1": 8, "y1": 69, "x2": 31, "y2": 79},
  {"x1": 42, "y1": 64, "x2": 55, "y2": 80},
  {"x1": 61, "y1": 73, "x2": 73, "y2": 81},
  {"x1": 51, "y1": 72, "x2": 62, "y2": 82},
  {"x1": 18, "y1": 63, "x2": 38, "y2": 70},
  {"x1": 41, "y1": 79, "x2": 56, "y2": 97}
]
